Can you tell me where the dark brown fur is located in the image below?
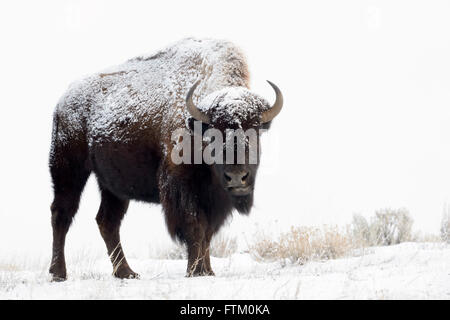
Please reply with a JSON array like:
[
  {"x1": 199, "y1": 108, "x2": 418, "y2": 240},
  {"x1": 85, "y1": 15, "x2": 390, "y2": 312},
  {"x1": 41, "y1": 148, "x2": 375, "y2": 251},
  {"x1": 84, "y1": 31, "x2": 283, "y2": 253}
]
[
  {"x1": 49, "y1": 115, "x2": 257, "y2": 279},
  {"x1": 48, "y1": 39, "x2": 273, "y2": 280}
]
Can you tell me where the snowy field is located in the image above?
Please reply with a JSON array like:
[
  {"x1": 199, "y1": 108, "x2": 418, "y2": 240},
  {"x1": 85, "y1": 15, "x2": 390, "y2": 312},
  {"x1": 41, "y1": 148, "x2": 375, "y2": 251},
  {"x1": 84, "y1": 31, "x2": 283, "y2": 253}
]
[
  {"x1": 1, "y1": 1, "x2": 450, "y2": 301},
  {"x1": 0, "y1": 242, "x2": 448, "y2": 300}
]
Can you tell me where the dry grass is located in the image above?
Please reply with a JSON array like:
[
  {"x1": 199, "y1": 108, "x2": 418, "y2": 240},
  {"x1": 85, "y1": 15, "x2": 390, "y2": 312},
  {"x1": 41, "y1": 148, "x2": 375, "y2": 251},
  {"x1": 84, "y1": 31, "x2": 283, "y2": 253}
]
[
  {"x1": 250, "y1": 208, "x2": 444, "y2": 265},
  {"x1": 250, "y1": 225, "x2": 355, "y2": 264},
  {"x1": 210, "y1": 232, "x2": 237, "y2": 258},
  {"x1": 0, "y1": 263, "x2": 21, "y2": 272}
]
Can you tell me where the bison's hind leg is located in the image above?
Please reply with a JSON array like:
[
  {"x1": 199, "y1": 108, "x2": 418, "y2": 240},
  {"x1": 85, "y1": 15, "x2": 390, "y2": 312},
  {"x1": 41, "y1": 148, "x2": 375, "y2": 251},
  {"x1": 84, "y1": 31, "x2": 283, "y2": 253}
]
[
  {"x1": 49, "y1": 190, "x2": 88, "y2": 281},
  {"x1": 49, "y1": 152, "x2": 91, "y2": 281},
  {"x1": 96, "y1": 187, "x2": 139, "y2": 279}
]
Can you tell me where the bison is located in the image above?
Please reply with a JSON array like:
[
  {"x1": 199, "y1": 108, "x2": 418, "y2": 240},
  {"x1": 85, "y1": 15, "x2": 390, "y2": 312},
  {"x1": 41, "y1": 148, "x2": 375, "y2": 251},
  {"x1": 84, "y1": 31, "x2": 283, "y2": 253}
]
[{"x1": 49, "y1": 38, "x2": 283, "y2": 280}]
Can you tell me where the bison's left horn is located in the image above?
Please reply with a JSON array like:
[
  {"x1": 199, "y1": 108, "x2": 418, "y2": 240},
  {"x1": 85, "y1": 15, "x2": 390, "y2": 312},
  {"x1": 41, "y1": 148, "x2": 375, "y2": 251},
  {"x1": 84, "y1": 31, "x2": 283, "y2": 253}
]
[
  {"x1": 186, "y1": 80, "x2": 211, "y2": 124},
  {"x1": 261, "y1": 80, "x2": 284, "y2": 123}
]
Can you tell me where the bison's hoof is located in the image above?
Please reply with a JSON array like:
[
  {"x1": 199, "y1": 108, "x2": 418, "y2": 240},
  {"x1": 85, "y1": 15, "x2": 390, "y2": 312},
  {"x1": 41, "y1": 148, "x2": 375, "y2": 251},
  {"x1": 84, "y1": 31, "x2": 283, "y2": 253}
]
[
  {"x1": 125, "y1": 272, "x2": 140, "y2": 279},
  {"x1": 186, "y1": 270, "x2": 215, "y2": 277},
  {"x1": 114, "y1": 268, "x2": 140, "y2": 280},
  {"x1": 50, "y1": 271, "x2": 67, "y2": 282},
  {"x1": 49, "y1": 267, "x2": 67, "y2": 282},
  {"x1": 51, "y1": 275, "x2": 67, "y2": 282}
]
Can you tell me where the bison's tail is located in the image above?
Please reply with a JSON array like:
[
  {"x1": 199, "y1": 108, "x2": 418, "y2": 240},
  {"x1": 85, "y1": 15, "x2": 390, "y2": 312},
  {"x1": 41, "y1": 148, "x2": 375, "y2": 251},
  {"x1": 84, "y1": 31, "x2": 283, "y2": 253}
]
[{"x1": 49, "y1": 110, "x2": 60, "y2": 169}]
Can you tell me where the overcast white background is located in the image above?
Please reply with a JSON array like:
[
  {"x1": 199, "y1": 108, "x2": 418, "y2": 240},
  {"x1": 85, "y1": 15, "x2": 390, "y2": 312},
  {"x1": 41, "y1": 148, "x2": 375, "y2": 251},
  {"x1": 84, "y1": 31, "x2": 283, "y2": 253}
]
[{"x1": 0, "y1": 1, "x2": 449, "y2": 257}]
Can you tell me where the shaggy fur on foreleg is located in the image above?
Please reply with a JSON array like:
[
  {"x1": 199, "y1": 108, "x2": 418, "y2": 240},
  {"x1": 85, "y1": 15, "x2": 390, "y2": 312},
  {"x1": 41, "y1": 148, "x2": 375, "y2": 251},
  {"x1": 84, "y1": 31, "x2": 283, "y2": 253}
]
[{"x1": 184, "y1": 214, "x2": 210, "y2": 277}]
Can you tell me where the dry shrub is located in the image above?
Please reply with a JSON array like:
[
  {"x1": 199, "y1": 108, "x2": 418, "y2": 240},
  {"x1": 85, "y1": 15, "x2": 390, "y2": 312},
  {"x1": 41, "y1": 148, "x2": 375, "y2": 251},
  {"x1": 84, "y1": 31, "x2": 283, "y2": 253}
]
[
  {"x1": 351, "y1": 208, "x2": 413, "y2": 246},
  {"x1": 441, "y1": 210, "x2": 450, "y2": 243},
  {"x1": 372, "y1": 208, "x2": 413, "y2": 245},
  {"x1": 250, "y1": 208, "x2": 421, "y2": 265},
  {"x1": 351, "y1": 214, "x2": 371, "y2": 245},
  {"x1": 250, "y1": 225, "x2": 353, "y2": 264}
]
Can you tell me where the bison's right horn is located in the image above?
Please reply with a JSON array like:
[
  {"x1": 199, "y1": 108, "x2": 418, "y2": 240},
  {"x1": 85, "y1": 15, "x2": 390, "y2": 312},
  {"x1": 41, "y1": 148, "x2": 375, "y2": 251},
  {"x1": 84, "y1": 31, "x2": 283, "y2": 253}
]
[
  {"x1": 186, "y1": 80, "x2": 211, "y2": 124},
  {"x1": 261, "y1": 80, "x2": 284, "y2": 123}
]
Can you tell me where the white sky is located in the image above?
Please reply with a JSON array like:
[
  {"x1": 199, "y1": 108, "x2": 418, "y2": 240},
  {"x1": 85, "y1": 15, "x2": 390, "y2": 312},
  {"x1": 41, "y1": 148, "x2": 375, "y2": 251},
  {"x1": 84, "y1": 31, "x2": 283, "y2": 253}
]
[{"x1": 0, "y1": 0, "x2": 449, "y2": 255}]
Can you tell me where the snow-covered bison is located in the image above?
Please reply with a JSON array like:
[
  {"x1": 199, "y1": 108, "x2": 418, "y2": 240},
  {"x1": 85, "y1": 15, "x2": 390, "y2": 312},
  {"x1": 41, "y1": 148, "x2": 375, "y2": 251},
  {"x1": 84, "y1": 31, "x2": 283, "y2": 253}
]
[{"x1": 49, "y1": 38, "x2": 283, "y2": 280}]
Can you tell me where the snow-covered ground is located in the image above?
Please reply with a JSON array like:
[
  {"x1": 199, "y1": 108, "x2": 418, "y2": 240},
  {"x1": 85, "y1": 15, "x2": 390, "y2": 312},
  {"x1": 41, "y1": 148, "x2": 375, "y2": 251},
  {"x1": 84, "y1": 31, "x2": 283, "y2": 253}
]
[{"x1": 0, "y1": 242, "x2": 448, "y2": 299}]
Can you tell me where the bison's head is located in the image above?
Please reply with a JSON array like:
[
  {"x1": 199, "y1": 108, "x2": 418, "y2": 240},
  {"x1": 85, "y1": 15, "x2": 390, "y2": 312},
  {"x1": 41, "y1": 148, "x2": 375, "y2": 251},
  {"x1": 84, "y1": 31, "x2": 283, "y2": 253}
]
[{"x1": 186, "y1": 81, "x2": 283, "y2": 214}]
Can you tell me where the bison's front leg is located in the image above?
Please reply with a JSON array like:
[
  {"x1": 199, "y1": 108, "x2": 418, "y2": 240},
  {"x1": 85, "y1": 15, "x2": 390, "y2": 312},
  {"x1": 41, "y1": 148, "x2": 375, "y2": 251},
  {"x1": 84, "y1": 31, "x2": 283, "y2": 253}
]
[
  {"x1": 202, "y1": 229, "x2": 215, "y2": 276},
  {"x1": 184, "y1": 214, "x2": 214, "y2": 277},
  {"x1": 159, "y1": 167, "x2": 215, "y2": 277}
]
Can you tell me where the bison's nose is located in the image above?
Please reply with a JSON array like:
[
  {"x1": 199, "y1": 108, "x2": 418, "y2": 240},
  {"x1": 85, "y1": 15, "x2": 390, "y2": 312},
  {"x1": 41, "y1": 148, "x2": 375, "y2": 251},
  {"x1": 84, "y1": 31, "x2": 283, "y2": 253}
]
[{"x1": 224, "y1": 171, "x2": 249, "y2": 187}]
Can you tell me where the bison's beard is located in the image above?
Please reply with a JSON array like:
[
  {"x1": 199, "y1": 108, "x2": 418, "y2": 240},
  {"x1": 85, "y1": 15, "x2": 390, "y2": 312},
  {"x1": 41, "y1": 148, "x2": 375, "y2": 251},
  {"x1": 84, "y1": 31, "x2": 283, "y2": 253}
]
[{"x1": 231, "y1": 193, "x2": 254, "y2": 215}]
